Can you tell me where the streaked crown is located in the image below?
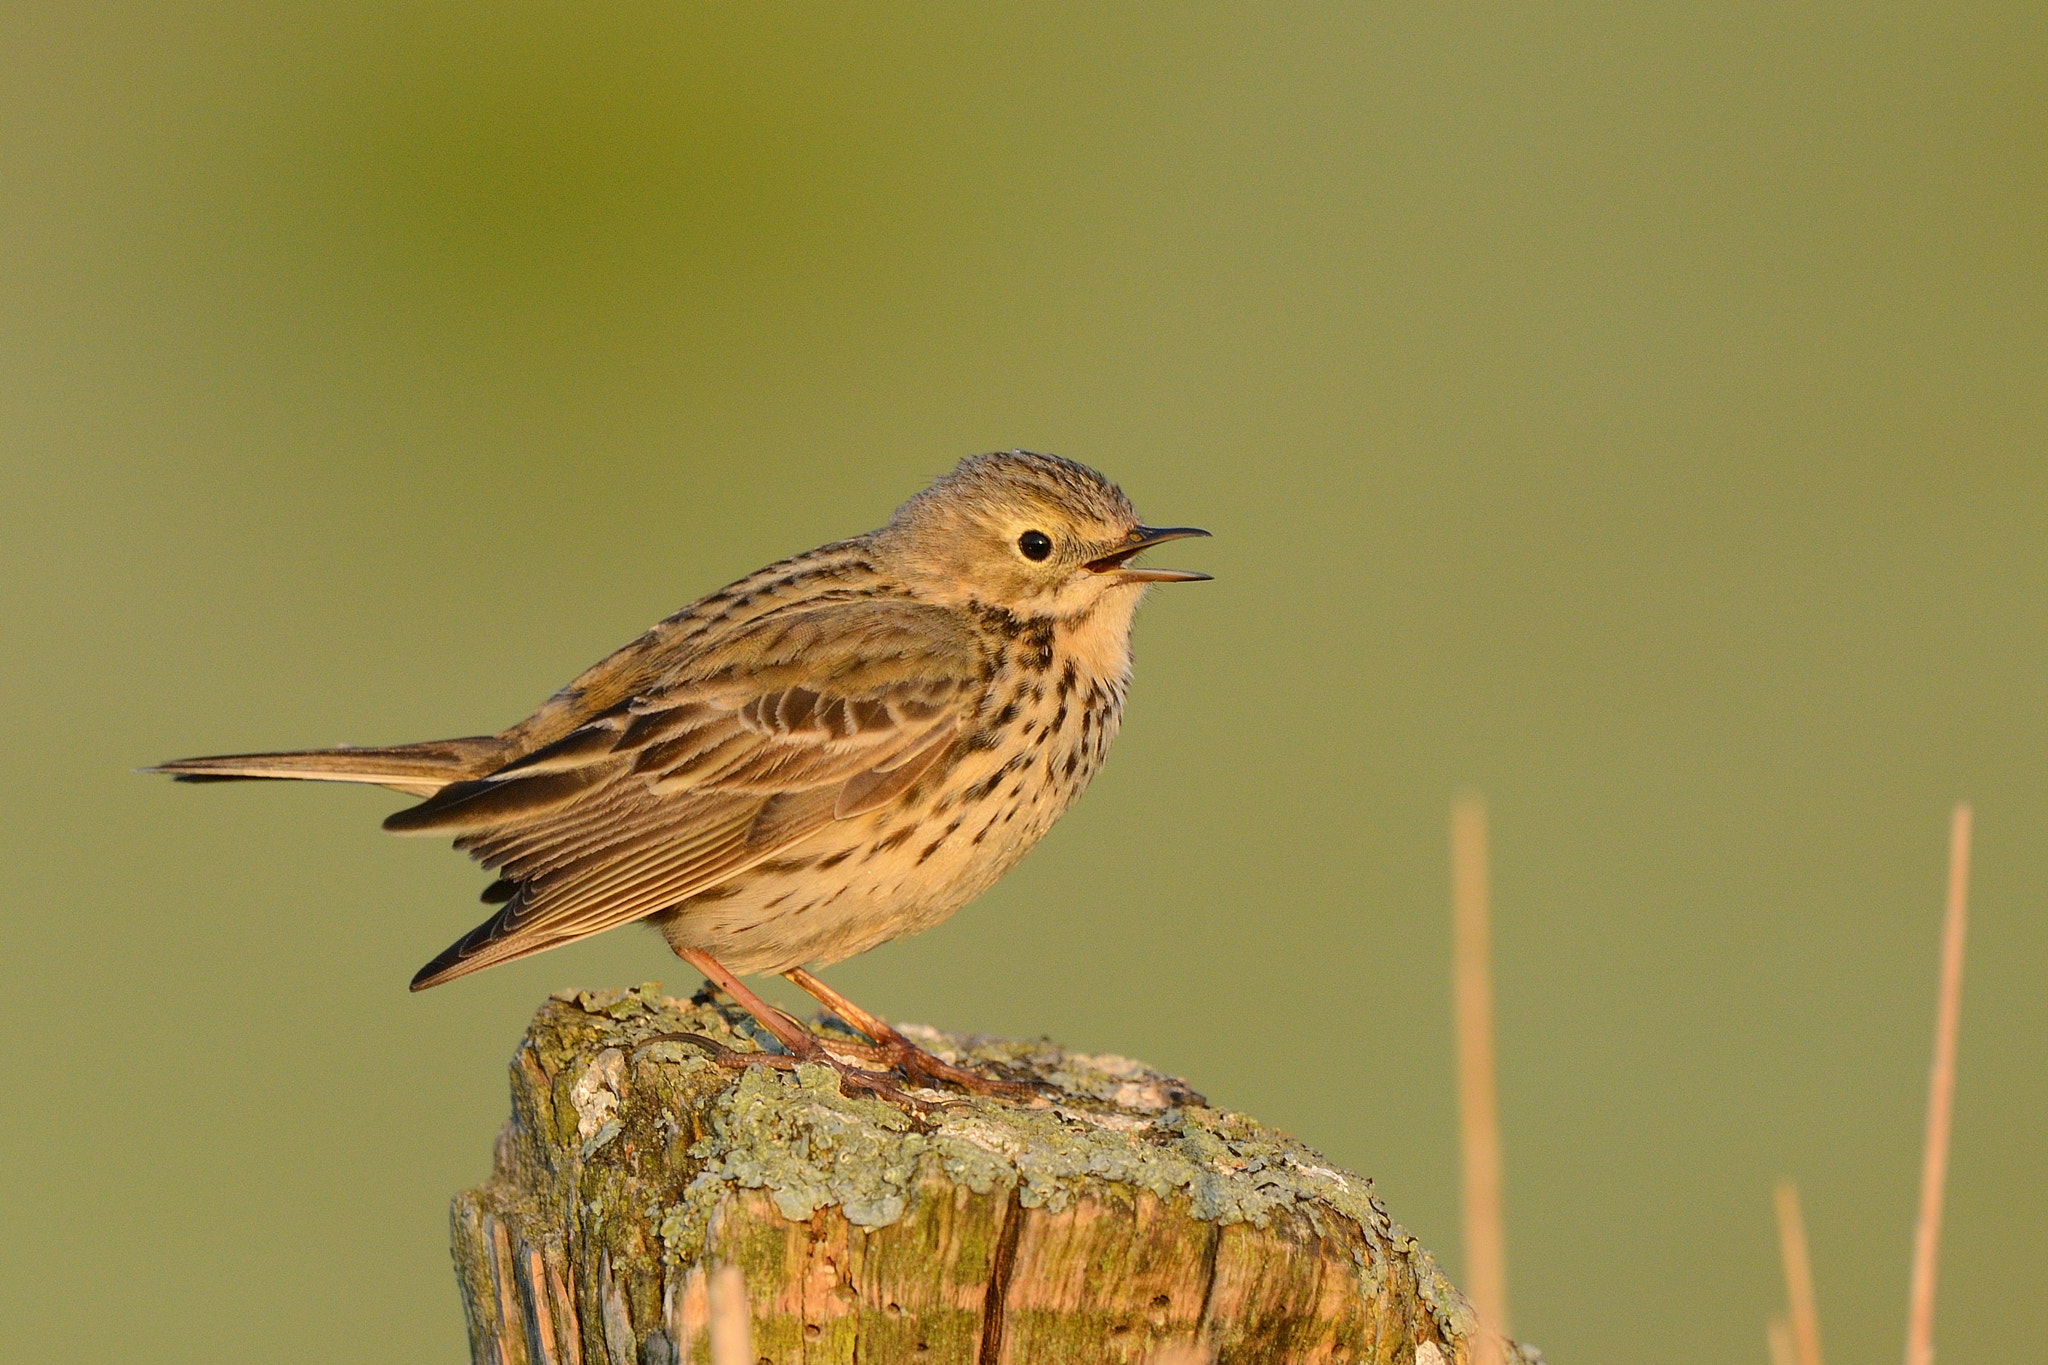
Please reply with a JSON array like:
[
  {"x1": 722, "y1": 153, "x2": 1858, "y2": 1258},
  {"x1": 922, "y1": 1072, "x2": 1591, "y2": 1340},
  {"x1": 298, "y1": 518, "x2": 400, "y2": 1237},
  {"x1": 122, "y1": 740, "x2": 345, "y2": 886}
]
[{"x1": 872, "y1": 451, "x2": 1144, "y2": 612}]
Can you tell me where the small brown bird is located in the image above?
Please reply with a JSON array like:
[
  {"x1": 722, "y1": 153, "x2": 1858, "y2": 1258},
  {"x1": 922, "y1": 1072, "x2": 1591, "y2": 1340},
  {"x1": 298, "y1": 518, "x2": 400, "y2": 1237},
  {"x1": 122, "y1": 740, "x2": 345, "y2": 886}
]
[{"x1": 155, "y1": 451, "x2": 1208, "y2": 1099}]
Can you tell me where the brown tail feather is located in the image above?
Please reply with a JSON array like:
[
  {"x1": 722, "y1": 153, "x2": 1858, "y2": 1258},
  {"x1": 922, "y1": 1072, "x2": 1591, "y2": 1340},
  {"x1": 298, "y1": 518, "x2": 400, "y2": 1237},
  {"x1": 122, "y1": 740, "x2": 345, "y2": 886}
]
[
  {"x1": 380, "y1": 763, "x2": 619, "y2": 835},
  {"x1": 410, "y1": 892, "x2": 552, "y2": 990},
  {"x1": 149, "y1": 736, "x2": 512, "y2": 798}
]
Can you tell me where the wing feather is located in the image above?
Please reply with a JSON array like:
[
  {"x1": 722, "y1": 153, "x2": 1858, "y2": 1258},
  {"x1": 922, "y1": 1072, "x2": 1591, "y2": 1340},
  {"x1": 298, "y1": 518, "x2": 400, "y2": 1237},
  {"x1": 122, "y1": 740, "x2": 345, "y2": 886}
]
[{"x1": 405, "y1": 598, "x2": 984, "y2": 989}]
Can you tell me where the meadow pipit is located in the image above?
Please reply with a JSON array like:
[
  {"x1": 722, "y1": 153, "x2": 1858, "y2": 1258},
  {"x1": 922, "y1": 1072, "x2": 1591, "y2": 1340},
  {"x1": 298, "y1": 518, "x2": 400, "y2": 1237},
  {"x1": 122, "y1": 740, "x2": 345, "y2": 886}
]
[{"x1": 155, "y1": 451, "x2": 1209, "y2": 1101}]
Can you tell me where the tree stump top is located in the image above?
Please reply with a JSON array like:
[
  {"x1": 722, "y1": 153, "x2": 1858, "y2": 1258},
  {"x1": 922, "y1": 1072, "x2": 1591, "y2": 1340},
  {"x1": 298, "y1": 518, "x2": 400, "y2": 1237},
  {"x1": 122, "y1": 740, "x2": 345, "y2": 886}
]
[{"x1": 452, "y1": 983, "x2": 1538, "y2": 1365}]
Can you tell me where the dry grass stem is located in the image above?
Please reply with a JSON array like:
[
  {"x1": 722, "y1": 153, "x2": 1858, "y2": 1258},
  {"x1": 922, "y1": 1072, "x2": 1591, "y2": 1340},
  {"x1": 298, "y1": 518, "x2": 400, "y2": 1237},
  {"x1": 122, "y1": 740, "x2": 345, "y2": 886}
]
[
  {"x1": 1904, "y1": 802, "x2": 1971, "y2": 1365},
  {"x1": 1767, "y1": 1315, "x2": 1797, "y2": 1365},
  {"x1": 708, "y1": 1263, "x2": 753, "y2": 1365},
  {"x1": 1773, "y1": 1179, "x2": 1823, "y2": 1365},
  {"x1": 1452, "y1": 792, "x2": 1509, "y2": 1365}
]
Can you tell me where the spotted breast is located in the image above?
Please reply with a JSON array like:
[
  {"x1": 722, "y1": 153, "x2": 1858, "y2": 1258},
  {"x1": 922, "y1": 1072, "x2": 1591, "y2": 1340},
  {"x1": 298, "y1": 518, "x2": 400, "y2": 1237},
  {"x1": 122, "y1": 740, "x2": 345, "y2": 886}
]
[{"x1": 649, "y1": 583, "x2": 1141, "y2": 975}]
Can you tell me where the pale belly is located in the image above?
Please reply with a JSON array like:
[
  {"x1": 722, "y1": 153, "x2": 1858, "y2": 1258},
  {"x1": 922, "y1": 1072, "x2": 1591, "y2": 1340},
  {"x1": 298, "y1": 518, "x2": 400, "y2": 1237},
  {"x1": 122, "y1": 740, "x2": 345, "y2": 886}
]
[{"x1": 654, "y1": 676, "x2": 1119, "y2": 976}]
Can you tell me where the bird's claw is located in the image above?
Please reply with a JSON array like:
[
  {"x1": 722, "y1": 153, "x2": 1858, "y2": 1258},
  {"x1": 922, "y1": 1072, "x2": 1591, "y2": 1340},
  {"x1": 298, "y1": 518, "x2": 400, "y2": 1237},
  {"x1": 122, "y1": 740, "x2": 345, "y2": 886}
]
[
  {"x1": 844, "y1": 1037, "x2": 1047, "y2": 1098},
  {"x1": 641, "y1": 1029, "x2": 949, "y2": 1118}
]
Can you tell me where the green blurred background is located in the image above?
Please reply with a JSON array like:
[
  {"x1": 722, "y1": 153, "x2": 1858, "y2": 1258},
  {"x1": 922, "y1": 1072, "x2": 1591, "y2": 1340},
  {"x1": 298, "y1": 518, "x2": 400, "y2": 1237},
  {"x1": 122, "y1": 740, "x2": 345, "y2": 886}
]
[{"x1": 4, "y1": 4, "x2": 2042, "y2": 1361}]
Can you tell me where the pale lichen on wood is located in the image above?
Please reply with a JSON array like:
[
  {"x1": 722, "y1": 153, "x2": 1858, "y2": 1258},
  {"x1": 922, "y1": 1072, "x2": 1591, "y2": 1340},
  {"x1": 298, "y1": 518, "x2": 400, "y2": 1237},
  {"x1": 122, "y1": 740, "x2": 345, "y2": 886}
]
[{"x1": 450, "y1": 984, "x2": 1542, "y2": 1365}]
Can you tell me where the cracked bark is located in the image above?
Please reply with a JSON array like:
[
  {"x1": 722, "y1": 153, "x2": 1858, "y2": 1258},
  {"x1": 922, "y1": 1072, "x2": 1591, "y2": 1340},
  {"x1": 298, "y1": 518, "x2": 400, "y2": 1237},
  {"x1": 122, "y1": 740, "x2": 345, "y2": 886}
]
[
  {"x1": 450, "y1": 985, "x2": 1543, "y2": 1365},
  {"x1": 977, "y1": 1189, "x2": 1024, "y2": 1365}
]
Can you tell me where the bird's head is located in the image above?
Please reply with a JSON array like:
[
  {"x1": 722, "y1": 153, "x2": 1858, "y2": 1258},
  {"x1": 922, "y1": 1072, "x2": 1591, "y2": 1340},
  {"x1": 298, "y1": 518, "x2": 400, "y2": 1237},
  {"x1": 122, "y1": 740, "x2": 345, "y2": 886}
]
[{"x1": 872, "y1": 451, "x2": 1210, "y2": 617}]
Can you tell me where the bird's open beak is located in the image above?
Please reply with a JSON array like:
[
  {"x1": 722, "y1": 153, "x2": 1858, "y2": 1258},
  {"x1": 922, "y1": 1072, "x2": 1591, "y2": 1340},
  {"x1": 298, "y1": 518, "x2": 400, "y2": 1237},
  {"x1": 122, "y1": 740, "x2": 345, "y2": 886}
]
[{"x1": 1085, "y1": 525, "x2": 1213, "y2": 583}]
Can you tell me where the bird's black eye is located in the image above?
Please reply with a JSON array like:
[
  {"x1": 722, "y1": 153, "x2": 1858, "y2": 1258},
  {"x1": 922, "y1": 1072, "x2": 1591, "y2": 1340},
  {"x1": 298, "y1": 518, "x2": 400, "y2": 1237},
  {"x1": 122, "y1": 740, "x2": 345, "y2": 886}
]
[{"x1": 1018, "y1": 530, "x2": 1053, "y2": 561}]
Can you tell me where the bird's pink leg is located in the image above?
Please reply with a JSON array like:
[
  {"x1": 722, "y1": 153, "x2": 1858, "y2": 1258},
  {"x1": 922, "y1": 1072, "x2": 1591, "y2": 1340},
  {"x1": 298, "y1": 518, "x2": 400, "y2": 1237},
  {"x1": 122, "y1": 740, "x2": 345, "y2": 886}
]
[
  {"x1": 782, "y1": 967, "x2": 1042, "y2": 1097},
  {"x1": 665, "y1": 946, "x2": 938, "y2": 1112}
]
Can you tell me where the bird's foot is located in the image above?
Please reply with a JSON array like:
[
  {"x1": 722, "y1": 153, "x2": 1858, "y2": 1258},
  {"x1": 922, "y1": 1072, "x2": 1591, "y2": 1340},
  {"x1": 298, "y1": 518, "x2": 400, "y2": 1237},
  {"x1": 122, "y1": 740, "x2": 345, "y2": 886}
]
[
  {"x1": 824, "y1": 1032, "x2": 1046, "y2": 1098},
  {"x1": 665, "y1": 949, "x2": 947, "y2": 1115},
  {"x1": 779, "y1": 966, "x2": 1049, "y2": 1099},
  {"x1": 641, "y1": 1029, "x2": 947, "y2": 1118}
]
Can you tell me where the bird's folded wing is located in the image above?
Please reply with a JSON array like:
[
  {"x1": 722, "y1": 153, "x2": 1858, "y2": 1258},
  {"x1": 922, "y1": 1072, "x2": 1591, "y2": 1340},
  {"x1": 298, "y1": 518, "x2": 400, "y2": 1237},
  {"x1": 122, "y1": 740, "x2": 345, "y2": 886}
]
[{"x1": 401, "y1": 599, "x2": 982, "y2": 988}]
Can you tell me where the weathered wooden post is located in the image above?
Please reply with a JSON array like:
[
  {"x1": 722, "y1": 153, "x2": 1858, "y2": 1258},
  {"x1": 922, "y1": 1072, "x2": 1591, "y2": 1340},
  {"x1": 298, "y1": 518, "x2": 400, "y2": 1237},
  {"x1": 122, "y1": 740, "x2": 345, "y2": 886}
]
[{"x1": 450, "y1": 985, "x2": 1541, "y2": 1365}]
